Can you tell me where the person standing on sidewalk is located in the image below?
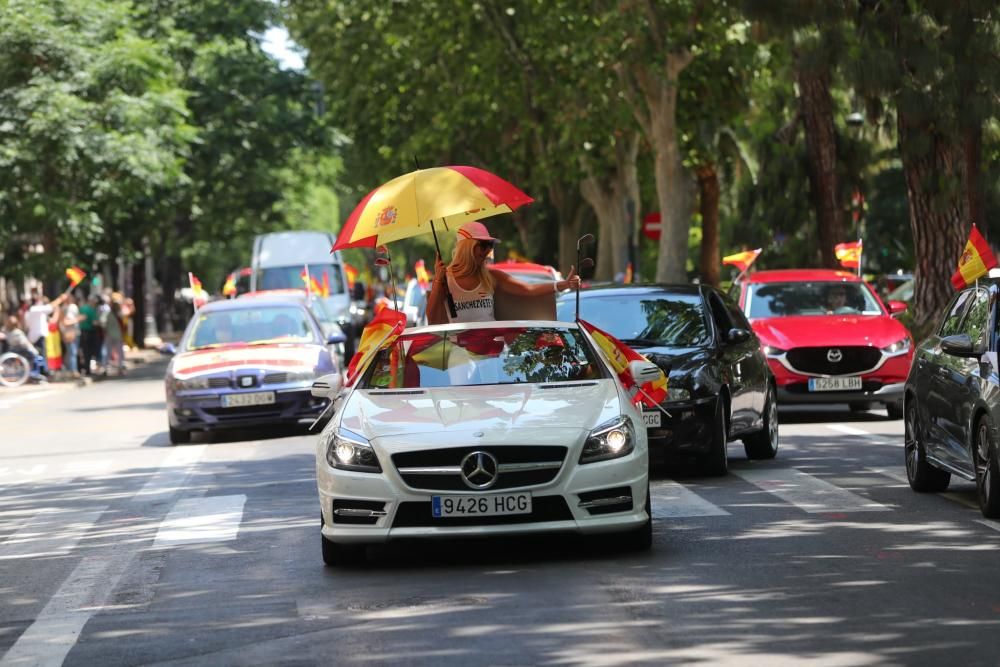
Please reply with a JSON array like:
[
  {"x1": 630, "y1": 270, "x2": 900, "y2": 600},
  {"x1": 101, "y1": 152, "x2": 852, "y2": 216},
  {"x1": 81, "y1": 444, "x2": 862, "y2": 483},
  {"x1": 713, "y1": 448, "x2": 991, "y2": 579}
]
[
  {"x1": 25, "y1": 291, "x2": 67, "y2": 378},
  {"x1": 60, "y1": 294, "x2": 81, "y2": 377},
  {"x1": 78, "y1": 294, "x2": 100, "y2": 376}
]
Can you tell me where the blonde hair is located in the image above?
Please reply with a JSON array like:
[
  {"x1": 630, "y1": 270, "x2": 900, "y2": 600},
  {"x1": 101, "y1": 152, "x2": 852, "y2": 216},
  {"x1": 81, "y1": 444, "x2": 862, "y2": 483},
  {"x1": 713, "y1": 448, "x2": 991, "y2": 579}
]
[{"x1": 449, "y1": 238, "x2": 495, "y2": 292}]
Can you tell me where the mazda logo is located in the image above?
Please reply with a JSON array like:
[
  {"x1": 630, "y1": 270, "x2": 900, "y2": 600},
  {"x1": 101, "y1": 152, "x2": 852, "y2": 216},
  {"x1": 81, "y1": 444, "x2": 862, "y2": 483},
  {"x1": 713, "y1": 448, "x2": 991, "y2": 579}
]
[
  {"x1": 460, "y1": 451, "x2": 499, "y2": 490},
  {"x1": 827, "y1": 349, "x2": 843, "y2": 363}
]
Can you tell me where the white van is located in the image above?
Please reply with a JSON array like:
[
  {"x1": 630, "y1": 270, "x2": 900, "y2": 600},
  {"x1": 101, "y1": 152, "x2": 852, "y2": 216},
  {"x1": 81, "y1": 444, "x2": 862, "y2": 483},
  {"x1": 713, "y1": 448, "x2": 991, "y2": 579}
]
[{"x1": 250, "y1": 231, "x2": 357, "y2": 355}]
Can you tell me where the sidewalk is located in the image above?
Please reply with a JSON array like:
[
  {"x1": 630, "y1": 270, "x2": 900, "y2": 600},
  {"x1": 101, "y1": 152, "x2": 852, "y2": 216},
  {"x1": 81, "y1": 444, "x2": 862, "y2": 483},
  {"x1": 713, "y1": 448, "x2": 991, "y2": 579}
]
[{"x1": 2, "y1": 346, "x2": 168, "y2": 395}]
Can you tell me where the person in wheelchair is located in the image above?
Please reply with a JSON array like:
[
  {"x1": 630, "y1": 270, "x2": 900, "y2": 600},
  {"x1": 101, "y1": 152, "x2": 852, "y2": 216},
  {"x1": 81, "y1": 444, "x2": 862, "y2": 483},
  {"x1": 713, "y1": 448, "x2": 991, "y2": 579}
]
[{"x1": 2, "y1": 316, "x2": 46, "y2": 382}]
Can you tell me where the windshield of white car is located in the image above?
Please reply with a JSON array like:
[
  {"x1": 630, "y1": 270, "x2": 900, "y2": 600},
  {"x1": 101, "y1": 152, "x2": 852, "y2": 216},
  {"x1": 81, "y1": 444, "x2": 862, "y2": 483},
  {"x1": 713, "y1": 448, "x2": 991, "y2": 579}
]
[
  {"x1": 556, "y1": 293, "x2": 711, "y2": 347},
  {"x1": 185, "y1": 306, "x2": 318, "y2": 350},
  {"x1": 361, "y1": 326, "x2": 608, "y2": 389},
  {"x1": 747, "y1": 281, "x2": 884, "y2": 318}
]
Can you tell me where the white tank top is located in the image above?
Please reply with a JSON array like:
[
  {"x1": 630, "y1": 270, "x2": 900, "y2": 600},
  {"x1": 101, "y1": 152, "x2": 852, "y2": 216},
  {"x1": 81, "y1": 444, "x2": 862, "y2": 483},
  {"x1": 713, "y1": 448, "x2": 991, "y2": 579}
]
[{"x1": 445, "y1": 272, "x2": 495, "y2": 322}]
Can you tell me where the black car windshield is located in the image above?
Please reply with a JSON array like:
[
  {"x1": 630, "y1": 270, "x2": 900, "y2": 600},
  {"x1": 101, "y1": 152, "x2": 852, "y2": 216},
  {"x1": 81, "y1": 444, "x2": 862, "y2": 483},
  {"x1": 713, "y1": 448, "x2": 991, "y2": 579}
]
[
  {"x1": 746, "y1": 281, "x2": 883, "y2": 318},
  {"x1": 185, "y1": 306, "x2": 318, "y2": 349},
  {"x1": 557, "y1": 294, "x2": 711, "y2": 347},
  {"x1": 362, "y1": 326, "x2": 607, "y2": 389}
]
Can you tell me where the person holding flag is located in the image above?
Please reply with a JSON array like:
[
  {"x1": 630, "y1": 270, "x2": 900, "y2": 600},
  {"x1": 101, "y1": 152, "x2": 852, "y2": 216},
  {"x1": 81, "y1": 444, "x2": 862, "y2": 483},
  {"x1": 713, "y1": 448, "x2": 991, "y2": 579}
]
[{"x1": 951, "y1": 224, "x2": 997, "y2": 289}]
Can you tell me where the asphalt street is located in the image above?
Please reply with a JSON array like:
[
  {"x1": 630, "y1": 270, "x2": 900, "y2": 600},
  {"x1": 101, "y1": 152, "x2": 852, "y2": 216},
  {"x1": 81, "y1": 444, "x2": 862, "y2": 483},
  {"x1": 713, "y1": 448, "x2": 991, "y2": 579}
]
[{"x1": 1, "y1": 359, "x2": 999, "y2": 666}]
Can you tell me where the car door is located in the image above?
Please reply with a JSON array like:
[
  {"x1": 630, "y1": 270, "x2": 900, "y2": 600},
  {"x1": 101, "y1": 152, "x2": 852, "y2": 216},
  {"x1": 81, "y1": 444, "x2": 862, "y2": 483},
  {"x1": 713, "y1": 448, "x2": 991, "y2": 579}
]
[
  {"x1": 938, "y1": 287, "x2": 992, "y2": 473},
  {"x1": 724, "y1": 294, "x2": 767, "y2": 418},
  {"x1": 706, "y1": 290, "x2": 754, "y2": 434},
  {"x1": 921, "y1": 289, "x2": 975, "y2": 462}
]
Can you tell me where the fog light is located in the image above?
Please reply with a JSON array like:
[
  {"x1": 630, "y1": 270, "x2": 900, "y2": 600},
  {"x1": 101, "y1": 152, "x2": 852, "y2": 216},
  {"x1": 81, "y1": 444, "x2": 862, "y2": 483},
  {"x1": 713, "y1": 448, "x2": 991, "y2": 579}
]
[{"x1": 181, "y1": 409, "x2": 193, "y2": 416}]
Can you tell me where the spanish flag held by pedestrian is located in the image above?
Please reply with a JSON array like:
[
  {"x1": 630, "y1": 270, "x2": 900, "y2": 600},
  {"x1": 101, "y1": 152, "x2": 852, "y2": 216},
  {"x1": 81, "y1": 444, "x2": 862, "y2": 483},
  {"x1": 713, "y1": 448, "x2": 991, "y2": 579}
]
[
  {"x1": 345, "y1": 308, "x2": 407, "y2": 385},
  {"x1": 951, "y1": 224, "x2": 998, "y2": 289},
  {"x1": 722, "y1": 248, "x2": 762, "y2": 273},
  {"x1": 834, "y1": 240, "x2": 863, "y2": 269},
  {"x1": 65, "y1": 266, "x2": 86, "y2": 288},
  {"x1": 578, "y1": 319, "x2": 667, "y2": 408}
]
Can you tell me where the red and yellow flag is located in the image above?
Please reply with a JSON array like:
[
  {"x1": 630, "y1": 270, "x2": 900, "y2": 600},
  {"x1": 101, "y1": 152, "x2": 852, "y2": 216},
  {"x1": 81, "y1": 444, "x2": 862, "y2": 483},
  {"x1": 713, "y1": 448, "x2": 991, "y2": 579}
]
[
  {"x1": 722, "y1": 248, "x2": 762, "y2": 273},
  {"x1": 345, "y1": 308, "x2": 407, "y2": 385},
  {"x1": 951, "y1": 224, "x2": 998, "y2": 289},
  {"x1": 414, "y1": 260, "x2": 430, "y2": 290},
  {"x1": 344, "y1": 263, "x2": 359, "y2": 290},
  {"x1": 834, "y1": 240, "x2": 863, "y2": 269},
  {"x1": 579, "y1": 320, "x2": 667, "y2": 408},
  {"x1": 188, "y1": 272, "x2": 207, "y2": 309},
  {"x1": 623, "y1": 262, "x2": 634, "y2": 284},
  {"x1": 300, "y1": 267, "x2": 322, "y2": 296},
  {"x1": 65, "y1": 266, "x2": 86, "y2": 288},
  {"x1": 222, "y1": 273, "x2": 237, "y2": 297},
  {"x1": 321, "y1": 271, "x2": 331, "y2": 298}
]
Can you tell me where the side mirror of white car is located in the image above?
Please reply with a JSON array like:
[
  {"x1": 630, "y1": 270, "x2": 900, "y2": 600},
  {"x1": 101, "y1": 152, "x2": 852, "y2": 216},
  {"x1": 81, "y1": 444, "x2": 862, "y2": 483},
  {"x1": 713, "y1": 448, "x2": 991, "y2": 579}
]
[
  {"x1": 311, "y1": 373, "x2": 343, "y2": 398},
  {"x1": 628, "y1": 359, "x2": 666, "y2": 385}
]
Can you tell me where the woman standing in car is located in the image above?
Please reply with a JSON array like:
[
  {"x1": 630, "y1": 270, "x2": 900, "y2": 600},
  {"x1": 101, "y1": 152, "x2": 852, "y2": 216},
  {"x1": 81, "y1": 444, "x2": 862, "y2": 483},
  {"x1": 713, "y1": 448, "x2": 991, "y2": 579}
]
[{"x1": 426, "y1": 221, "x2": 579, "y2": 325}]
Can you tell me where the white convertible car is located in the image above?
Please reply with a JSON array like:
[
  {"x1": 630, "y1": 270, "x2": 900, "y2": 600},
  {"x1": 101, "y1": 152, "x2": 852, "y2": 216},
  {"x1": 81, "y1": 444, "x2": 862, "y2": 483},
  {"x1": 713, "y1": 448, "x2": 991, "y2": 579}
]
[{"x1": 312, "y1": 320, "x2": 655, "y2": 565}]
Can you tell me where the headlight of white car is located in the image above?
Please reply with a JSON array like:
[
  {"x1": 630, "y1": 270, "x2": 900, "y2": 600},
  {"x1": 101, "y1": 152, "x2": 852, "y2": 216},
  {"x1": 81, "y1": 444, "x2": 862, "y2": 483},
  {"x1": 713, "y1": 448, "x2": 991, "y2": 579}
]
[
  {"x1": 666, "y1": 387, "x2": 690, "y2": 402},
  {"x1": 324, "y1": 429, "x2": 381, "y2": 473},
  {"x1": 881, "y1": 337, "x2": 911, "y2": 355},
  {"x1": 172, "y1": 376, "x2": 211, "y2": 391},
  {"x1": 580, "y1": 415, "x2": 635, "y2": 464}
]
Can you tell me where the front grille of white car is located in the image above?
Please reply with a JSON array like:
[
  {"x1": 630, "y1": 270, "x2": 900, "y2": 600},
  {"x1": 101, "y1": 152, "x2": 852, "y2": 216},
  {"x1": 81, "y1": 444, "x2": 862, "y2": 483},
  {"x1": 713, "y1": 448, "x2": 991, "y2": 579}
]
[{"x1": 392, "y1": 446, "x2": 567, "y2": 492}]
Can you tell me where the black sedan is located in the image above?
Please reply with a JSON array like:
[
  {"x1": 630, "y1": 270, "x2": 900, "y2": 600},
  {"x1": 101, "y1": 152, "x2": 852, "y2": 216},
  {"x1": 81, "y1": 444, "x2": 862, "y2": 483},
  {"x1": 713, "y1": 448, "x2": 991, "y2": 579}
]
[
  {"x1": 904, "y1": 282, "x2": 1000, "y2": 517},
  {"x1": 557, "y1": 284, "x2": 778, "y2": 475}
]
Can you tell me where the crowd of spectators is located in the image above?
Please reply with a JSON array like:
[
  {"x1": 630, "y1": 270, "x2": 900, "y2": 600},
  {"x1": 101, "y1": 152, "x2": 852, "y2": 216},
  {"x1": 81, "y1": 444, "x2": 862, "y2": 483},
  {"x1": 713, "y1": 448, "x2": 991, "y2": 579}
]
[{"x1": 0, "y1": 287, "x2": 136, "y2": 382}]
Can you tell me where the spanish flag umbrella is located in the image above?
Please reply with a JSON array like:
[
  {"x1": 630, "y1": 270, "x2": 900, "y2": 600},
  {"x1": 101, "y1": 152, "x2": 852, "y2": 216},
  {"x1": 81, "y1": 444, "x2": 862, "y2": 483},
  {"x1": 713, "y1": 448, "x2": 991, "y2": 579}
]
[{"x1": 331, "y1": 166, "x2": 533, "y2": 252}]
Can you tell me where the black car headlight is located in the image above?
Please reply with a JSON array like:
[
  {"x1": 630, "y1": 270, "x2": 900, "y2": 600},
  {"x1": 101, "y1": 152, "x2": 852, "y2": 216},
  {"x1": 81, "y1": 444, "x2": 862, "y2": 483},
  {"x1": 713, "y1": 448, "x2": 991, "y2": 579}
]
[
  {"x1": 324, "y1": 429, "x2": 381, "y2": 473},
  {"x1": 580, "y1": 416, "x2": 635, "y2": 464}
]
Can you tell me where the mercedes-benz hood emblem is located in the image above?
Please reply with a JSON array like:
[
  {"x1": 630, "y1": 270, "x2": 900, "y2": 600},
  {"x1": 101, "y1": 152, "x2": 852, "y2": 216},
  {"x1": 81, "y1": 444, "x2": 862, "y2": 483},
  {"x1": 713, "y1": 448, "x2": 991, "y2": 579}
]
[{"x1": 460, "y1": 451, "x2": 499, "y2": 490}]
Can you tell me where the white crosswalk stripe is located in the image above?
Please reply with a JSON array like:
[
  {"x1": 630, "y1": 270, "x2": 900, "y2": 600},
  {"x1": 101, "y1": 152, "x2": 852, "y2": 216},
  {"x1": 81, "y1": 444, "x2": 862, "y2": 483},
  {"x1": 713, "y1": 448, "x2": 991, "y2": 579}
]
[
  {"x1": 134, "y1": 445, "x2": 207, "y2": 501},
  {"x1": 651, "y1": 480, "x2": 730, "y2": 518},
  {"x1": 732, "y1": 466, "x2": 889, "y2": 513},
  {"x1": 153, "y1": 495, "x2": 246, "y2": 547}
]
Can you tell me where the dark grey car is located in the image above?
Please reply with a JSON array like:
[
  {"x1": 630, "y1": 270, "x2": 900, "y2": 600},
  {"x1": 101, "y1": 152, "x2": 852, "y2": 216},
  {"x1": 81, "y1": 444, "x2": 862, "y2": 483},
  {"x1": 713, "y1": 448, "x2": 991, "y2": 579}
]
[
  {"x1": 557, "y1": 284, "x2": 778, "y2": 475},
  {"x1": 904, "y1": 281, "x2": 1000, "y2": 517}
]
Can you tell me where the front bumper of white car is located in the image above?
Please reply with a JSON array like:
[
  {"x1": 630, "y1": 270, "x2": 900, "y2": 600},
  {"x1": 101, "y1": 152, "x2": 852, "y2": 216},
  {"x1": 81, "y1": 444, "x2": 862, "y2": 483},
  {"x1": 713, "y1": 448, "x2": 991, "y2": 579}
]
[{"x1": 316, "y1": 439, "x2": 649, "y2": 545}]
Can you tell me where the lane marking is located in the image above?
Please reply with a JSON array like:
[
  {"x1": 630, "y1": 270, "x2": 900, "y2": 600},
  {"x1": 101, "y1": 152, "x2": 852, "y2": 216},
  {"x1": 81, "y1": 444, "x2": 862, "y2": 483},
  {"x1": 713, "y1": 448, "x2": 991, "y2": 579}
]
[
  {"x1": 826, "y1": 424, "x2": 896, "y2": 446},
  {"x1": 974, "y1": 519, "x2": 1000, "y2": 533},
  {"x1": 734, "y1": 467, "x2": 889, "y2": 513},
  {"x1": 153, "y1": 495, "x2": 246, "y2": 546},
  {"x1": 0, "y1": 390, "x2": 55, "y2": 411},
  {"x1": 0, "y1": 549, "x2": 134, "y2": 667},
  {"x1": 0, "y1": 508, "x2": 106, "y2": 560},
  {"x1": 651, "y1": 481, "x2": 730, "y2": 518},
  {"x1": 133, "y1": 445, "x2": 207, "y2": 501}
]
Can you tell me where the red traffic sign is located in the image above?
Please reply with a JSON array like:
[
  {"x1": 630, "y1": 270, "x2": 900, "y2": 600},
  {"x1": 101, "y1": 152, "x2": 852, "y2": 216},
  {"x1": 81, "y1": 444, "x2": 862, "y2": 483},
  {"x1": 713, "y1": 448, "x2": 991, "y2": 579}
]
[{"x1": 643, "y1": 212, "x2": 661, "y2": 242}]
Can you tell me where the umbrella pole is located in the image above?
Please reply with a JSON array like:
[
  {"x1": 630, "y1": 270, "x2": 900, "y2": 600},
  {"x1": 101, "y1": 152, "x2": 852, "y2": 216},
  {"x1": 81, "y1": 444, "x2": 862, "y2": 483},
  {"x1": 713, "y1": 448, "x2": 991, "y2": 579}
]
[
  {"x1": 431, "y1": 221, "x2": 458, "y2": 320},
  {"x1": 388, "y1": 258, "x2": 399, "y2": 311}
]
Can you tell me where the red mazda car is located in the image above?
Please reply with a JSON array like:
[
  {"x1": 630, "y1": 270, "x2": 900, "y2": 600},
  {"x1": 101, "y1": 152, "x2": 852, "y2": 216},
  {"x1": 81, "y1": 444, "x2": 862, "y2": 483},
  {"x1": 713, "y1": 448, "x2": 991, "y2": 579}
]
[{"x1": 736, "y1": 269, "x2": 913, "y2": 419}]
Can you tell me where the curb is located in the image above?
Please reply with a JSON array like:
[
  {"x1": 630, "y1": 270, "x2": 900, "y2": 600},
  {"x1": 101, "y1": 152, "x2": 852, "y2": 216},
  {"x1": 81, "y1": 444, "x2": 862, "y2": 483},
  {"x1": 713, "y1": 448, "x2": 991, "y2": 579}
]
[{"x1": 1, "y1": 348, "x2": 167, "y2": 394}]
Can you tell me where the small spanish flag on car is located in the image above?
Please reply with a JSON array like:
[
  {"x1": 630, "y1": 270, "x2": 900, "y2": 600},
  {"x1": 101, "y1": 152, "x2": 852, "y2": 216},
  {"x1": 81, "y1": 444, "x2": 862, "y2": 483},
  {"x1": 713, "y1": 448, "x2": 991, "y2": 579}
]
[
  {"x1": 834, "y1": 240, "x2": 863, "y2": 269},
  {"x1": 951, "y1": 224, "x2": 998, "y2": 289},
  {"x1": 65, "y1": 266, "x2": 86, "y2": 288},
  {"x1": 345, "y1": 308, "x2": 407, "y2": 385},
  {"x1": 579, "y1": 320, "x2": 668, "y2": 408},
  {"x1": 222, "y1": 274, "x2": 237, "y2": 297},
  {"x1": 722, "y1": 248, "x2": 762, "y2": 273}
]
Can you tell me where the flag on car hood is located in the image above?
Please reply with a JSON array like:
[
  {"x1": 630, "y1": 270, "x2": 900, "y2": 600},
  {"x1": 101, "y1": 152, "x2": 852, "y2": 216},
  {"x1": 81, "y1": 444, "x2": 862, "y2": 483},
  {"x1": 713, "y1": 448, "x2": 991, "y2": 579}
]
[
  {"x1": 951, "y1": 224, "x2": 997, "y2": 289},
  {"x1": 578, "y1": 320, "x2": 667, "y2": 408}
]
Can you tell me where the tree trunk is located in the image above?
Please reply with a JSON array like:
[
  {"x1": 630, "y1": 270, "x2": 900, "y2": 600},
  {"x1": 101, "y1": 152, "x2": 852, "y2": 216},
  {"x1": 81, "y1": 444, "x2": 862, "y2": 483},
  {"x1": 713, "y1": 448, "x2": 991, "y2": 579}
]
[
  {"x1": 580, "y1": 136, "x2": 640, "y2": 281},
  {"x1": 964, "y1": 124, "x2": 984, "y2": 227},
  {"x1": 696, "y1": 163, "x2": 721, "y2": 287},
  {"x1": 898, "y1": 111, "x2": 969, "y2": 335},
  {"x1": 797, "y1": 61, "x2": 843, "y2": 268},
  {"x1": 549, "y1": 181, "x2": 589, "y2": 276}
]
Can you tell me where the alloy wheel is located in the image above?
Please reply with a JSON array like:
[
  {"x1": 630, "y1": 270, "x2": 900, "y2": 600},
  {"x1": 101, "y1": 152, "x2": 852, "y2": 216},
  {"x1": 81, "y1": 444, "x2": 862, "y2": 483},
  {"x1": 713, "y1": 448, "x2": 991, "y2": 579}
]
[
  {"x1": 976, "y1": 421, "x2": 993, "y2": 508},
  {"x1": 905, "y1": 403, "x2": 919, "y2": 481}
]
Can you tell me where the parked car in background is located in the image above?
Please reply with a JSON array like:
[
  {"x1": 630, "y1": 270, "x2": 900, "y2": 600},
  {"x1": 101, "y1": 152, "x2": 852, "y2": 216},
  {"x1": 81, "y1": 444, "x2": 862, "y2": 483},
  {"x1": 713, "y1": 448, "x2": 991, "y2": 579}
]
[
  {"x1": 904, "y1": 282, "x2": 1000, "y2": 517},
  {"x1": 312, "y1": 321, "x2": 653, "y2": 565},
  {"x1": 736, "y1": 269, "x2": 913, "y2": 419},
  {"x1": 164, "y1": 296, "x2": 337, "y2": 444},
  {"x1": 557, "y1": 284, "x2": 777, "y2": 475}
]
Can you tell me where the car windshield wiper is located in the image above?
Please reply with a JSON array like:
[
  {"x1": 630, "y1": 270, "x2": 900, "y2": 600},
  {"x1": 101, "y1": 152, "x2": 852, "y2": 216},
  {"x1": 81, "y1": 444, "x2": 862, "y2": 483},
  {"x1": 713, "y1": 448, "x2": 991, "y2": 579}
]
[{"x1": 617, "y1": 337, "x2": 663, "y2": 347}]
